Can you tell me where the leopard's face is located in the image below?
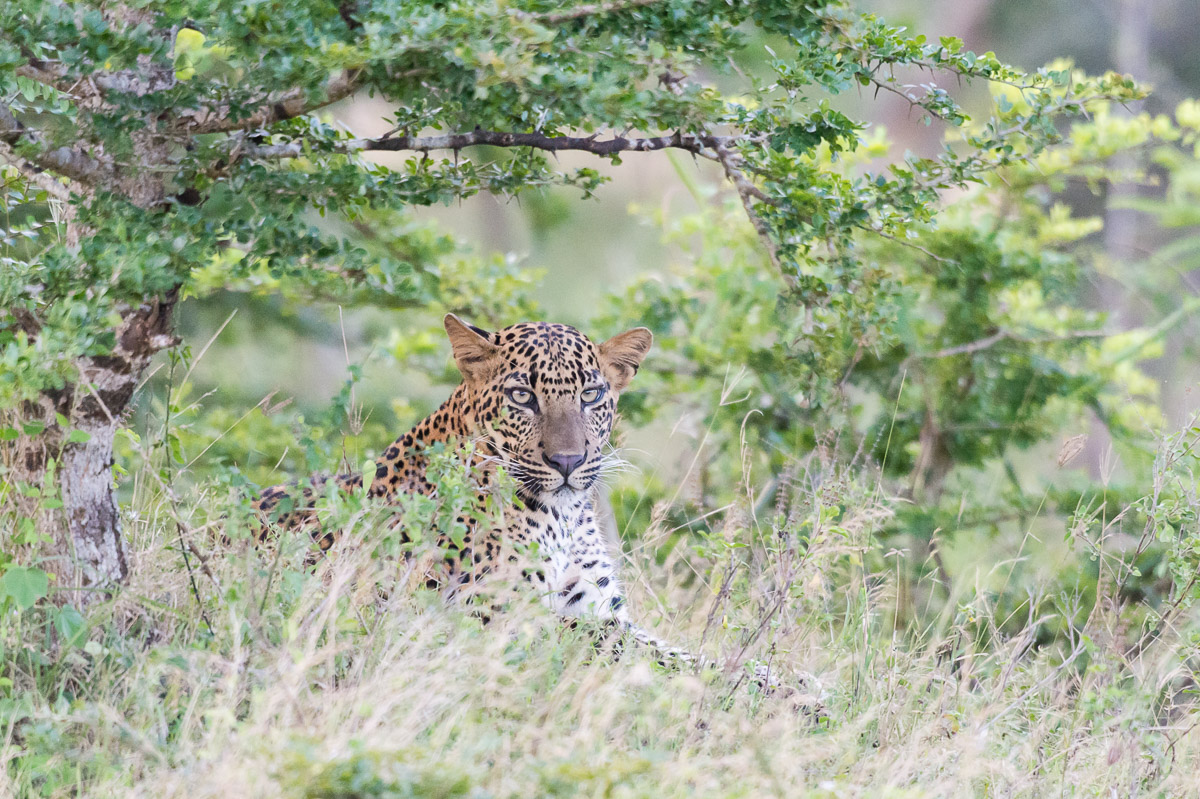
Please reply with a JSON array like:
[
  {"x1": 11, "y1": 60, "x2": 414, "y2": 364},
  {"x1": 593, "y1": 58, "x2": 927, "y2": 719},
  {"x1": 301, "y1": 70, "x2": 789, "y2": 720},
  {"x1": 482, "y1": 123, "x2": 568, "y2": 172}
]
[
  {"x1": 445, "y1": 316, "x2": 652, "y2": 506},
  {"x1": 485, "y1": 323, "x2": 617, "y2": 500}
]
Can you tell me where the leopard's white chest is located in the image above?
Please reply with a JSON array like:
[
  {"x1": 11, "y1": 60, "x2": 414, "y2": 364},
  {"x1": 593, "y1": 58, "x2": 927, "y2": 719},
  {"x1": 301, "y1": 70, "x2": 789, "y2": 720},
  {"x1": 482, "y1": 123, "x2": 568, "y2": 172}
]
[{"x1": 523, "y1": 498, "x2": 625, "y2": 620}]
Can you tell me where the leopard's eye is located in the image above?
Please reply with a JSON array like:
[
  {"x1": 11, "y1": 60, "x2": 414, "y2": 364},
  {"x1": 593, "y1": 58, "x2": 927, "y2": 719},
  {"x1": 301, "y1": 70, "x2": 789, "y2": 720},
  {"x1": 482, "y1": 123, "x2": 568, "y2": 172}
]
[
  {"x1": 581, "y1": 386, "x2": 605, "y2": 405},
  {"x1": 506, "y1": 388, "x2": 534, "y2": 406}
]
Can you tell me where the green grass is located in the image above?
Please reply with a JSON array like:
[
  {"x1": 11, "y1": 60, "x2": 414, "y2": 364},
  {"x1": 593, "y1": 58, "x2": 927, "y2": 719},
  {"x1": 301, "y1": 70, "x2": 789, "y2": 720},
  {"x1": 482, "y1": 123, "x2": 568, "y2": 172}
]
[{"x1": 2, "y1": 455, "x2": 1198, "y2": 799}]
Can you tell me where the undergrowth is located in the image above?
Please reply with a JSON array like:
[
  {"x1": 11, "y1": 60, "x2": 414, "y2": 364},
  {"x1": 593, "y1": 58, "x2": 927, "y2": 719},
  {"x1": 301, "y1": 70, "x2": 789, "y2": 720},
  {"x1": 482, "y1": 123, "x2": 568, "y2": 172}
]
[{"x1": 3, "y1": 420, "x2": 1199, "y2": 798}]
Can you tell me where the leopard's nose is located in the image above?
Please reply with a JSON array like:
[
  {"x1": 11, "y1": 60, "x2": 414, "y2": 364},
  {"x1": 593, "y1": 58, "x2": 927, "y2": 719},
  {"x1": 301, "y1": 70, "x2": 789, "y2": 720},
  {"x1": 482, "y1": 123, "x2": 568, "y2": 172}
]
[{"x1": 544, "y1": 451, "x2": 585, "y2": 479}]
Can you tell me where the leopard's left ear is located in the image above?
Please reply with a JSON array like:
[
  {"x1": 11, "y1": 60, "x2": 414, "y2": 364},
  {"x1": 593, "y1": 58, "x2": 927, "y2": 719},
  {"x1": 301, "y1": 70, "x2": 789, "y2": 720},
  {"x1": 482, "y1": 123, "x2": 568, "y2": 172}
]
[
  {"x1": 598, "y1": 327, "x2": 653, "y2": 393},
  {"x1": 444, "y1": 314, "x2": 501, "y2": 382}
]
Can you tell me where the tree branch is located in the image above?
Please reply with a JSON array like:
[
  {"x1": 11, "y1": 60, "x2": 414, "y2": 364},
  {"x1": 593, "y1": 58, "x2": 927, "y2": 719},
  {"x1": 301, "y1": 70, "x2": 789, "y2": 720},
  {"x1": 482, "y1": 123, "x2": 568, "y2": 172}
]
[
  {"x1": 243, "y1": 128, "x2": 752, "y2": 160},
  {"x1": 712, "y1": 139, "x2": 791, "y2": 284},
  {"x1": 19, "y1": 50, "x2": 176, "y2": 100},
  {"x1": 862, "y1": 72, "x2": 954, "y2": 121},
  {"x1": 906, "y1": 328, "x2": 1108, "y2": 365},
  {"x1": 176, "y1": 69, "x2": 362, "y2": 133},
  {"x1": 0, "y1": 102, "x2": 110, "y2": 187},
  {"x1": 15, "y1": 62, "x2": 74, "y2": 92},
  {"x1": 0, "y1": 141, "x2": 72, "y2": 201},
  {"x1": 864, "y1": 226, "x2": 956, "y2": 263},
  {"x1": 92, "y1": 67, "x2": 179, "y2": 97},
  {"x1": 241, "y1": 124, "x2": 799, "y2": 284},
  {"x1": 533, "y1": 0, "x2": 666, "y2": 24}
]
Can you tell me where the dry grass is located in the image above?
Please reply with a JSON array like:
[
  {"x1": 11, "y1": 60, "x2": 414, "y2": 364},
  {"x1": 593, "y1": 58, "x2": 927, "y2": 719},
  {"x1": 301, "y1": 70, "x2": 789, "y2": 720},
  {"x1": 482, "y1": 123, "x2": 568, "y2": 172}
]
[{"x1": 2, "y1": 458, "x2": 1199, "y2": 799}]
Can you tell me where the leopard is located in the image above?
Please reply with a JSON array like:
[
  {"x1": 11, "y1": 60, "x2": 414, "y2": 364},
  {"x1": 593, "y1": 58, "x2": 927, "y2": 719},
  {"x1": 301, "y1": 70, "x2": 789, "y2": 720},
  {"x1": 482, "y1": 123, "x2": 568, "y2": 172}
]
[{"x1": 254, "y1": 314, "x2": 820, "y2": 699}]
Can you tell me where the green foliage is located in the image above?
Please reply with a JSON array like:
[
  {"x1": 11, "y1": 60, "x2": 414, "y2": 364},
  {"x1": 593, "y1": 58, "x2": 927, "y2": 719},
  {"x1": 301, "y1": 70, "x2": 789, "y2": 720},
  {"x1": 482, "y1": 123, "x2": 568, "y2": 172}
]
[
  {"x1": 599, "y1": 88, "x2": 1200, "y2": 626},
  {"x1": 0, "y1": 0, "x2": 1145, "y2": 409},
  {"x1": 282, "y1": 743, "x2": 475, "y2": 799}
]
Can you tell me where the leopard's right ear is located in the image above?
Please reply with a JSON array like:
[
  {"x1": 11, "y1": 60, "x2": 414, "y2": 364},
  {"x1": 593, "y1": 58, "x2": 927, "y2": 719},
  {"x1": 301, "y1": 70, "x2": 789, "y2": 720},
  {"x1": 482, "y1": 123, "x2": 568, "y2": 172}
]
[
  {"x1": 444, "y1": 314, "x2": 501, "y2": 381},
  {"x1": 598, "y1": 327, "x2": 652, "y2": 393}
]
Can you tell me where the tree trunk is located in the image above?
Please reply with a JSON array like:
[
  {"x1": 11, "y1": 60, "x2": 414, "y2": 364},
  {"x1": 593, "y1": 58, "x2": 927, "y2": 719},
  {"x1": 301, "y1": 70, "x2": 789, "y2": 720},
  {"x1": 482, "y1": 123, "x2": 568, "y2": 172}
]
[
  {"x1": 4, "y1": 295, "x2": 176, "y2": 606},
  {"x1": 58, "y1": 413, "x2": 127, "y2": 594},
  {"x1": 2, "y1": 84, "x2": 174, "y2": 603}
]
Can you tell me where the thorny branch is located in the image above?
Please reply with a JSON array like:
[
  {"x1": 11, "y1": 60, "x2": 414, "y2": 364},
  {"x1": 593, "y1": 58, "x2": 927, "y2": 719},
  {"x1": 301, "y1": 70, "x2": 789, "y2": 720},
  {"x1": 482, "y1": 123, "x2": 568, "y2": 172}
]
[
  {"x1": 711, "y1": 139, "x2": 790, "y2": 284},
  {"x1": 241, "y1": 128, "x2": 755, "y2": 160},
  {"x1": 0, "y1": 101, "x2": 111, "y2": 187},
  {"x1": 863, "y1": 72, "x2": 955, "y2": 121},
  {"x1": 531, "y1": 0, "x2": 666, "y2": 24},
  {"x1": 235, "y1": 97, "x2": 793, "y2": 283},
  {"x1": 242, "y1": 125, "x2": 796, "y2": 285},
  {"x1": 901, "y1": 328, "x2": 1108, "y2": 368},
  {"x1": 176, "y1": 70, "x2": 363, "y2": 133}
]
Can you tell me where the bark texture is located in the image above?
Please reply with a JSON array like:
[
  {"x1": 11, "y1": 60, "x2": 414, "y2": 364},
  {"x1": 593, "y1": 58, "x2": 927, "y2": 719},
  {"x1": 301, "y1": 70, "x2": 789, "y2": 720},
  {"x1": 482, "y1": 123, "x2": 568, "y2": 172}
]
[{"x1": 4, "y1": 294, "x2": 176, "y2": 605}]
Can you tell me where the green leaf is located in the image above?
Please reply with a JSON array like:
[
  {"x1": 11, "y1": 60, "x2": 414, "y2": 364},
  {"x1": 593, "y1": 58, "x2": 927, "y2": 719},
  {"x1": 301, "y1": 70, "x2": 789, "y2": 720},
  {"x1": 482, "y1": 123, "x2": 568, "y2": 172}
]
[
  {"x1": 0, "y1": 566, "x2": 50, "y2": 610},
  {"x1": 168, "y1": 434, "x2": 185, "y2": 464},
  {"x1": 54, "y1": 605, "x2": 87, "y2": 646},
  {"x1": 66, "y1": 429, "x2": 92, "y2": 444},
  {"x1": 939, "y1": 36, "x2": 963, "y2": 53}
]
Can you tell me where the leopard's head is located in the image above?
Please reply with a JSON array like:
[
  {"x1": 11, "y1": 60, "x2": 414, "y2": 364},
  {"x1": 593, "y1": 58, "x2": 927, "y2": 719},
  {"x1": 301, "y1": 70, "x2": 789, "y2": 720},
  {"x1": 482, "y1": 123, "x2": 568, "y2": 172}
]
[{"x1": 444, "y1": 314, "x2": 652, "y2": 505}]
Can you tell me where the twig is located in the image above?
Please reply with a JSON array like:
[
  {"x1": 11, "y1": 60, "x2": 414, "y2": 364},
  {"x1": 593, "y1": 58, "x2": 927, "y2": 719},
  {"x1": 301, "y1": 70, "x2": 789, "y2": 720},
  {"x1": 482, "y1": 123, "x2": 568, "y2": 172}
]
[
  {"x1": 0, "y1": 102, "x2": 111, "y2": 186},
  {"x1": 711, "y1": 139, "x2": 791, "y2": 285},
  {"x1": 162, "y1": 356, "x2": 214, "y2": 637},
  {"x1": 174, "y1": 517, "x2": 215, "y2": 637},
  {"x1": 533, "y1": 0, "x2": 665, "y2": 24},
  {"x1": 176, "y1": 69, "x2": 363, "y2": 133},
  {"x1": 905, "y1": 328, "x2": 1107, "y2": 365},
  {"x1": 863, "y1": 74, "x2": 953, "y2": 121},
  {"x1": 864, "y1": 226, "x2": 955, "y2": 264},
  {"x1": 185, "y1": 538, "x2": 218, "y2": 585}
]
